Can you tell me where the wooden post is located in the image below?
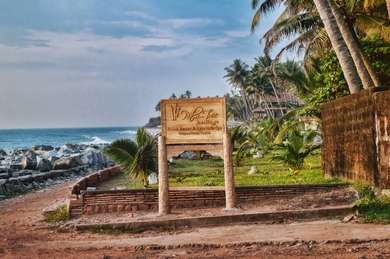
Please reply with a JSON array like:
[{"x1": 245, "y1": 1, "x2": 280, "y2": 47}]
[
  {"x1": 158, "y1": 136, "x2": 170, "y2": 214},
  {"x1": 223, "y1": 133, "x2": 236, "y2": 209}
]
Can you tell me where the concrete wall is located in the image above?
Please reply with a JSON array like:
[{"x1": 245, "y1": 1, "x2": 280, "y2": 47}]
[{"x1": 322, "y1": 87, "x2": 390, "y2": 188}]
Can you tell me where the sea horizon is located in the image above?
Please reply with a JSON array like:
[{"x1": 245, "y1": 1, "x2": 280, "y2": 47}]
[{"x1": 0, "y1": 126, "x2": 143, "y2": 152}]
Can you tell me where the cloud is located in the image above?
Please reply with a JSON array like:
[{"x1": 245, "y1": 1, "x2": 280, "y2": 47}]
[
  {"x1": 165, "y1": 18, "x2": 218, "y2": 29},
  {"x1": 224, "y1": 30, "x2": 250, "y2": 38}
]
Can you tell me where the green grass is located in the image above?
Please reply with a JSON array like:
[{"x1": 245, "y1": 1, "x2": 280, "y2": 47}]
[
  {"x1": 42, "y1": 204, "x2": 70, "y2": 223},
  {"x1": 97, "y1": 152, "x2": 343, "y2": 190},
  {"x1": 355, "y1": 181, "x2": 390, "y2": 224}
]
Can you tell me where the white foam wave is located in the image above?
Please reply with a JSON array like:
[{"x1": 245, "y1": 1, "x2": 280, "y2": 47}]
[
  {"x1": 117, "y1": 130, "x2": 137, "y2": 135},
  {"x1": 91, "y1": 136, "x2": 110, "y2": 144},
  {"x1": 80, "y1": 136, "x2": 111, "y2": 145}
]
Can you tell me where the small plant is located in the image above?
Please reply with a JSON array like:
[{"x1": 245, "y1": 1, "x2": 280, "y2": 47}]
[
  {"x1": 233, "y1": 140, "x2": 249, "y2": 167},
  {"x1": 174, "y1": 174, "x2": 187, "y2": 183},
  {"x1": 355, "y1": 181, "x2": 390, "y2": 224},
  {"x1": 42, "y1": 204, "x2": 69, "y2": 222},
  {"x1": 289, "y1": 168, "x2": 303, "y2": 184},
  {"x1": 271, "y1": 139, "x2": 321, "y2": 170}
]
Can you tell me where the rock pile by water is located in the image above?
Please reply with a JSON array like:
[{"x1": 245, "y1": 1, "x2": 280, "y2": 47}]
[{"x1": 0, "y1": 144, "x2": 114, "y2": 196}]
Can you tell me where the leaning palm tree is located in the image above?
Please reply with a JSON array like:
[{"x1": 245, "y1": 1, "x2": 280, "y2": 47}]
[{"x1": 104, "y1": 128, "x2": 158, "y2": 188}]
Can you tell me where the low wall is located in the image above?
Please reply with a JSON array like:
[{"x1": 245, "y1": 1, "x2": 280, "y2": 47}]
[
  {"x1": 69, "y1": 183, "x2": 348, "y2": 217},
  {"x1": 68, "y1": 165, "x2": 123, "y2": 197}
]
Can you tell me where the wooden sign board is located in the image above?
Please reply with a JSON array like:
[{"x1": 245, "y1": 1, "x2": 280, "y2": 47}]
[{"x1": 161, "y1": 97, "x2": 227, "y2": 144}]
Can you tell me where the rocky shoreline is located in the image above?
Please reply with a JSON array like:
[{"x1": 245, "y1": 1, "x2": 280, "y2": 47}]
[{"x1": 0, "y1": 143, "x2": 114, "y2": 197}]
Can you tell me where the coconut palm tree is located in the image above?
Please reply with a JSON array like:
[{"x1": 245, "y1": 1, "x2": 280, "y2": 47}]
[
  {"x1": 184, "y1": 90, "x2": 192, "y2": 98},
  {"x1": 104, "y1": 128, "x2": 158, "y2": 188},
  {"x1": 224, "y1": 59, "x2": 253, "y2": 120},
  {"x1": 252, "y1": 55, "x2": 285, "y2": 115},
  {"x1": 250, "y1": 0, "x2": 388, "y2": 92}
]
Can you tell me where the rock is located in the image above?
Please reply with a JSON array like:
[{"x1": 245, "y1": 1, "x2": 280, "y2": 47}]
[
  {"x1": 248, "y1": 166, "x2": 258, "y2": 175},
  {"x1": 148, "y1": 172, "x2": 158, "y2": 184},
  {"x1": 21, "y1": 156, "x2": 36, "y2": 170},
  {"x1": 342, "y1": 214, "x2": 357, "y2": 223},
  {"x1": 46, "y1": 150, "x2": 59, "y2": 158},
  {"x1": 9, "y1": 163, "x2": 22, "y2": 171},
  {"x1": 73, "y1": 156, "x2": 84, "y2": 167},
  {"x1": 0, "y1": 143, "x2": 111, "y2": 195},
  {"x1": 0, "y1": 173, "x2": 10, "y2": 179},
  {"x1": 36, "y1": 157, "x2": 53, "y2": 172},
  {"x1": 53, "y1": 157, "x2": 75, "y2": 170},
  {"x1": 18, "y1": 175, "x2": 33, "y2": 183},
  {"x1": 31, "y1": 145, "x2": 54, "y2": 151},
  {"x1": 48, "y1": 156, "x2": 59, "y2": 166},
  {"x1": 0, "y1": 166, "x2": 8, "y2": 174}
]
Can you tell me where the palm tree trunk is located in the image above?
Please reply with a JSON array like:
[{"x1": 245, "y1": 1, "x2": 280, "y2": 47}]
[
  {"x1": 345, "y1": 23, "x2": 382, "y2": 86},
  {"x1": 327, "y1": 0, "x2": 374, "y2": 89},
  {"x1": 269, "y1": 79, "x2": 284, "y2": 116},
  {"x1": 313, "y1": 0, "x2": 363, "y2": 93}
]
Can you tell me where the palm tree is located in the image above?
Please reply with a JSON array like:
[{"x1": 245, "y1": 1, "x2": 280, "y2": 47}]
[
  {"x1": 104, "y1": 128, "x2": 158, "y2": 188},
  {"x1": 250, "y1": 0, "x2": 388, "y2": 92},
  {"x1": 252, "y1": 55, "x2": 285, "y2": 116},
  {"x1": 271, "y1": 121, "x2": 321, "y2": 170},
  {"x1": 184, "y1": 90, "x2": 192, "y2": 98},
  {"x1": 313, "y1": 0, "x2": 364, "y2": 93},
  {"x1": 224, "y1": 59, "x2": 253, "y2": 120}
]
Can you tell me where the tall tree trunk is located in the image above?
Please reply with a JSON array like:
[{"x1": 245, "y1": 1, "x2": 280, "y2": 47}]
[
  {"x1": 328, "y1": 0, "x2": 374, "y2": 89},
  {"x1": 386, "y1": 0, "x2": 390, "y2": 21},
  {"x1": 357, "y1": 39, "x2": 382, "y2": 86},
  {"x1": 313, "y1": 0, "x2": 363, "y2": 93},
  {"x1": 269, "y1": 79, "x2": 284, "y2": 116}
]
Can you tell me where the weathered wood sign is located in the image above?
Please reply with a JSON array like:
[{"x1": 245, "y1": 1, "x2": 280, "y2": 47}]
[{"x1": 161, "y1": 97, "x2": 226, "y2": 144}]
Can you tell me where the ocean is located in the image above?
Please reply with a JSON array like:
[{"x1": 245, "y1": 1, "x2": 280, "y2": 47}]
[{"x1": 0, "y1": 126, "x2": 141, "y2": 152}]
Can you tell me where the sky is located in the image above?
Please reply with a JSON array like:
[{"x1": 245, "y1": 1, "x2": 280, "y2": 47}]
[{"x1": 0, "y1": 0, "x2": 283, "y2": 129}]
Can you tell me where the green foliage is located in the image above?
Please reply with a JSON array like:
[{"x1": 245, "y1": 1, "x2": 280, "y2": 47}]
[
  {"x1": 361, "y1": 36, "x2": 390, "y2": 86},
  {"x1": 300, "y1": 51, "x2": 350, "y2": 118},
  {"x1": 42, "y1": 205, "x2": 69, "y2": 223},
  {"x1": 355, "y1": 181, "x2": 390, "y2": 224},
  {"x1": 104, "y1": 128, "x2": 158, "y2": 188},
  {"x1": 301, "y1": 36, "x2": 390, "y2": 118},
  {"x1": 271, "y1": 140, "x2": 321, "y2": 170},
  {"x1": 233, "y1": 140, "x2": 249, "y2": 167}
]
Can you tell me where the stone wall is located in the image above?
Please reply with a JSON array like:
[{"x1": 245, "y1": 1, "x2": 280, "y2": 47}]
[
  {"x1": 69, "y1": 184, "x2": 348, "y2": 217},
  {"x1": 321, "y1": 87, "x2": 390, "y2": 188}
]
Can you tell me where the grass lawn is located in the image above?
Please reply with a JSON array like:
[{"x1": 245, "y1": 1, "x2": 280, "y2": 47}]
[{"x1": 96, "y1": 152, "x2": 344, "y2": 190}]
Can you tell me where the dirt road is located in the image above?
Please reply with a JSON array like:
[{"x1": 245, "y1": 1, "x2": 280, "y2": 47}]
[{"x1": 1, "y1": 180, "x2": 390, "y2": 259}]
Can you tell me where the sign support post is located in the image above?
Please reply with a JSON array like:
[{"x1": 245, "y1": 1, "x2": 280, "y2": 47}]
[
  {"x1": 158, "y1": 136, "x2": 170, "y2": 214},
  {"x1": 223, "y1": 133, "x2": 236, "y2": 209}
]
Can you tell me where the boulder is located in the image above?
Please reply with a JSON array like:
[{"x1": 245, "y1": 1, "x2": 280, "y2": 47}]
[
  {"x1": 31, "y1": 145, "x2": 54, "y2": 151},
  {"x1": 9, "y1": 163, "x2": 22, "y2": 171},
  {"x1": 48, "y1": 156, "x2": 59, "y2": 166},
  {"x1": 36, "y1": 157, "x2": 52, "y2": 172},
  {"x1": 46, "y1": 150, "x2": 58, "y2": 157},
  {"x1": 0, "y1": 166, "x2": 9, "y2": 174},
  {"x1": 53, "y1": 157, "x2": 75, "y2": 170},
  {"x1": 0, "y1": 149, "x2": 6, "y2": 156},
  {"x1": 21, "y1": 156, "x2": 36, "y2": 170}
]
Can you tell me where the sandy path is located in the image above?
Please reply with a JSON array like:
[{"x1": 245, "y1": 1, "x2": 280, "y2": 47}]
[{"x1": 1, "y1": 180, "x2": 390, "y2": 258}]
